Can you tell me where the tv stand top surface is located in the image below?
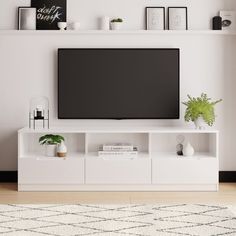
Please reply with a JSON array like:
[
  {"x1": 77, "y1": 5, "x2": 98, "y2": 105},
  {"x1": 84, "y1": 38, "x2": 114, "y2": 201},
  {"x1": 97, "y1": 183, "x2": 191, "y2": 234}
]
[{"x1": 18, "y1": 126, "x2": 218, "y2": 134}]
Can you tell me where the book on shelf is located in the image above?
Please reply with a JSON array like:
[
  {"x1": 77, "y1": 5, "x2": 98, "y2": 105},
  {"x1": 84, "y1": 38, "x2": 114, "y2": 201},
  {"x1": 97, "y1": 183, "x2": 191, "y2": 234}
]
[
  {"x1": 98, "y1": 146, "x2": 138, "y2": 158},
  {"x1": 98, "y1": 150, "x2": 138, "y2": 156},
  {"x1": 101, "y1": 143, "x2": 134, "y2": 151}
]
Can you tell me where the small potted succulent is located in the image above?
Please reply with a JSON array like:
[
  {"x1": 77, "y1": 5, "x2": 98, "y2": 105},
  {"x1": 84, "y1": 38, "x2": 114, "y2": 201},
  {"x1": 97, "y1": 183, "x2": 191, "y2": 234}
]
[
  {"x1": 182, "y1": 93, "x2": 222, "y2": 129},
  {"x1": 39, "y1": 134, "x2": 65, "y2": 157},
  {"x1": 110, "y1": 18, "x2": 123, "y2": 30}
]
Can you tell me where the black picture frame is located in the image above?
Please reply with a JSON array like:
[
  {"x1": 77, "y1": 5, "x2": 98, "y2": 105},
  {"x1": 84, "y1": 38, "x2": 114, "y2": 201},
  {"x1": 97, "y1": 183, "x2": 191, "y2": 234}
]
[
  {"x1": 31, "y1": 0, "x2": 67, "y2": 30},
  {"x1": 145, "y1": 7, "x2": 165, "y2": 30},
  {"x1": 18, "y1": 7, "x2": 36, "y2": 30},
  {"x1": 168, "y1": 7, "x2": 188, "y2": 30}
]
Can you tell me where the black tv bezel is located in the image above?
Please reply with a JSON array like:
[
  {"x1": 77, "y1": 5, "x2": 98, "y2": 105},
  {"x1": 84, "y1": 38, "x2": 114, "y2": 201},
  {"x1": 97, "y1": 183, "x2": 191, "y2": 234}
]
[{"x1": 58, "y1": 48, "x2": 180, "y2": 120}]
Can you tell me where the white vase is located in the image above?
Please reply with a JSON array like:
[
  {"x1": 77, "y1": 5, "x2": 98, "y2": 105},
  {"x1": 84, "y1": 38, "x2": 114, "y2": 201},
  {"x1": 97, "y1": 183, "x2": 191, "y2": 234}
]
[
  {"x1": 57, "y1": 141, "x2": 67, "y2": 157},
  {"x1": 45, "y1": 144, "x2": 57, "y2": 157},
  {"x1": 183, "y1": 142, "x2": 195, "y2": 157},
  {"x1": 110, "y1": 22, "x2": 122, "y2": 30},
  {"x1": 100, "y1": 16, "x2": 110, "y2": 30},
  {"x1": 57, "y1": 22, "x2": 67, "y2": 30},
  {"x1": 71, "y1": 22, "x2": 81, "y2": 30},
  {"x1": 194, "y1": 116, "x2": 206, "y2": 130}
]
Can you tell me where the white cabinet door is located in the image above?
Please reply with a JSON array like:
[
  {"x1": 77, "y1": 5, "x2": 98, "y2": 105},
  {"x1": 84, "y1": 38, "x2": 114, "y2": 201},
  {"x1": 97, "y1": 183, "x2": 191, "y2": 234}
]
[
  {"x1": 152, "y1": 158, "x2": 218, "y2": 184},
  {"x1": 19, "y1": 158, "x2": 84, "y2": 184},
  {"x1": 86, "y1": 158, "x2": 151, "y2": 184}
]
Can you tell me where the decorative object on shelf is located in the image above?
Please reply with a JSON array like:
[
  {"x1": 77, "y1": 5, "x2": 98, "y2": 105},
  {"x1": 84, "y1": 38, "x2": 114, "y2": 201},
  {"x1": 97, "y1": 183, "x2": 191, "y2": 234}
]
[
  {"x1": 110, "y1": 18, "x2": 123, "y2": 30},
  {"x1": 57, "y1": 141, "x2": 67, "y2": 158},
  {"x1": 98, "y1": 143, "x2": 138, "y2": 159},
  {"x1": 212, "y1": 16, "x2": 222, "y2": 30},
  {"x1": 145, "y1": 7, "x2": 165, "y2": 30},
  {"x1": 31, "y1": 0, "x2": 67, "y2": 30},
  {"x1": 39, "y1": 134, "x2": 65, "y2": 157},
  {"x1": 57, "y1": 22, "x2": 67, "y2": 30},
  {"x1": 70, "y1": 22, "x2": 80, "y2": 30},
  {"x1": 18, "y1": 7, "x2": 36, "y2": 30},
  {"x1": 168, "y1": 7, "x2": 188, "y2": 30},
  {"x1": 100, "y1": 16, "x2": 110, "y2": 30},
  {"x1": 176, "y1": 135, "x2": 185, "y2": 156},
  {"x1": 183, "y1": 141, "x2": 194, "y2": 157},
  {"x1": 29, "y1": 96, "x2": 49, "y2": 129},
  {"x1": 219, "y1": 11, "x2": 236, "y2": 31},
  {"x1": 182, "y1": 93, "x2": 222, "y2": 129}
]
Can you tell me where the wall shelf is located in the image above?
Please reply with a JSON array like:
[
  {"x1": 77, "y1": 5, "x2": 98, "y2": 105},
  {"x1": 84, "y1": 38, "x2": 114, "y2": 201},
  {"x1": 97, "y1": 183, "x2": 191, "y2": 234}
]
[{"x1": 1, "y1": 30, "x2": 236, "y2": 36}]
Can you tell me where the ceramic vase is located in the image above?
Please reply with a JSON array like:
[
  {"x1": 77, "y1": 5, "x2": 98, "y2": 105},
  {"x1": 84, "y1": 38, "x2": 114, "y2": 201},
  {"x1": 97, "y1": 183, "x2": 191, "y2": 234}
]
[
  {"x1": 100, "y1": 16, "x2": 110, "y2": 30},
  {"x1": 183, "y1": 142, "x2": 194, "y2": 157},
  {"x1": 57, "y1": 22, "x2": 67, "y2": 30},
  {"x1": 57, "y1": 141, "x2": 67, "y2": 158},
  {"x1": 45, "y1": 144, "x2": 57, "y2": 157},
  {"x1": 71, "y1": 22, "x2": 81, "y2": 30}
]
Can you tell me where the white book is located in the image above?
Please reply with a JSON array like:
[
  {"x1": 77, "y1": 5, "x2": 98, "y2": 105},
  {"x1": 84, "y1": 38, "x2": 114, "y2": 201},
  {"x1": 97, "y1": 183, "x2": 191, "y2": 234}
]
[
  {"x1": 102, "y1": 143, "x2": 134, "y2": 151},
  {"x1": 98, "y1": 150, "x2": 138, "y2": 157}
]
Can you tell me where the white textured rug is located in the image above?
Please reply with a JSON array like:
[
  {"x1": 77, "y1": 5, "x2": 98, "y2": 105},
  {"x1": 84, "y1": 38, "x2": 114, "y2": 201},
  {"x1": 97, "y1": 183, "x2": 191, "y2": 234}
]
[{"x1": 0, "y1": 204, "x2": 235, "y2": 236}]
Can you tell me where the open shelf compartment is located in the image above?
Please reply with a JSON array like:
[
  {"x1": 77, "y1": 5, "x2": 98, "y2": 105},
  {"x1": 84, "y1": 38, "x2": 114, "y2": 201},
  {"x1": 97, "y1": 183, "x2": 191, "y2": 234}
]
[
  {"x1": 18, "y1": 132, "x2": 86, "y2": 159},
  {"x1": 150, "y1": 132, "x2": 218, "y2": 159},
  {"x1": 86, "y1": 132, "x2": 149, "y2": 158}
]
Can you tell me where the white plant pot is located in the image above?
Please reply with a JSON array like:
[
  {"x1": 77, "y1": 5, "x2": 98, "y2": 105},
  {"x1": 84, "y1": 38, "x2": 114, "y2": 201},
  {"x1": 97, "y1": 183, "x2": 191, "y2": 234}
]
[
  {"x1": 194, "y1": 116, "x2": 206, "y2": 130},
  {"x1": 45, "y1": 144, "x2": 57, "y2": 157},
  {"x1": 183, "y1": 142, "x2": 195, "y2": 157},
  {"x1": 110, "y1": 22, "x2": 122, "y2": 30}
]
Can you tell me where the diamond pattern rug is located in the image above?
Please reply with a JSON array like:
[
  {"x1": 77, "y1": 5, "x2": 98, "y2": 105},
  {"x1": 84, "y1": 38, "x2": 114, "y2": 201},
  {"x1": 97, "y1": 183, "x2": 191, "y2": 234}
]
[{"x1": 0, "y1": 204, "x2": 235, "y2": 235}]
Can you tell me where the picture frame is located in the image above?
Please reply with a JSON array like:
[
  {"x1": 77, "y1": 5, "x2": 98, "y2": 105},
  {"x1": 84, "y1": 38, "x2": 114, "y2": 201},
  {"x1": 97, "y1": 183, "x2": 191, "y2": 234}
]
[
  {"x1": 219, "y1": 11, "x2": 236, "y2": 31},
  {"x1": 146, "y1": 7, "x2": 165, "y2": 30},
  {"x1": 18, "y1": 7, "x2": 36, "y2": 30},
  {"x1": 31, "y1": 0, "x2": 67, "y2": 30},
  {"x1": 168, "y1": 7, "x2": 188, "y2": 30}
]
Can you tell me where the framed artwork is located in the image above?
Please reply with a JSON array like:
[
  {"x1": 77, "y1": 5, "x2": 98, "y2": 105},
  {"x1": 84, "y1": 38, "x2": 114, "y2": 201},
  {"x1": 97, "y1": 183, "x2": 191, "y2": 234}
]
[
  {"x1": 146, "y1": 7, "x2": 165, "y2": 30},
  {"x1": 220, "y1": 11, "x2": 236, "y2": 31},
  {"x1": 31, "y1": 0, "x2": 67, "y2": 30},
  {"x1": 18, "y1": 7, "x2": 36, "y2": 30},
  {"x1": 168, "y1": 7, "x2": 188, "y2": 30}
]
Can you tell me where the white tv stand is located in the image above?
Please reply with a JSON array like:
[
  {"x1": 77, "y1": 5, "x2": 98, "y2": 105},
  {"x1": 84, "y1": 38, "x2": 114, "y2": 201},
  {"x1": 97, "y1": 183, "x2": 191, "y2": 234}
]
[{"x1": 18, "y1": 126, "x2": 219, "y2": 191}]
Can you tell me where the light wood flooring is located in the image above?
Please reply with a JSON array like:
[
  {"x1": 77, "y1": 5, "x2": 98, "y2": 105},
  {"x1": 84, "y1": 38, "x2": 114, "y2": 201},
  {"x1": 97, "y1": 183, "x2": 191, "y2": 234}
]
[{"x1": 0, "y1": 183, "x2": 235, "y2": 205}]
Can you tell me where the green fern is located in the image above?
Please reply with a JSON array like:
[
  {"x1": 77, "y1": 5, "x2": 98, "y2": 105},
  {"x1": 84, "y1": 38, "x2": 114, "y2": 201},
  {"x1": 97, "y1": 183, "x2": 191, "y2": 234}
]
[
  {"x1": 39, "y1": 134, "x2": 65, "y2": 145},
  {"x1": 182, "y1": 93, "x2": 222, "y2": 126}
]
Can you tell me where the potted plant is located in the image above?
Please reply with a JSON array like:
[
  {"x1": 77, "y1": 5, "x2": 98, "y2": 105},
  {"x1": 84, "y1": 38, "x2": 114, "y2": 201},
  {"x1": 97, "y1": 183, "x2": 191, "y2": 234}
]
[
  {"x1": 182, "y1": 93, "x2": 222, "y2": 129},
  {"x1": 110, "y1": 18, "x2": 123, "y2": 30},
  {"x1": 39, "y1": 134, "x2": 65, "y2": 157}
]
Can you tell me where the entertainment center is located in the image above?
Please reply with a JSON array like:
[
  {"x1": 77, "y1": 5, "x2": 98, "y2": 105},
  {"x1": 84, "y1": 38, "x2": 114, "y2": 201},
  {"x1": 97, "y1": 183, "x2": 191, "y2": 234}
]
[
  {"x1": 18, "y1": 127, "x2": 218, "y2": 191},
  {"x1": 16, "y1": 46, "x2": 220, "y2": 192}
]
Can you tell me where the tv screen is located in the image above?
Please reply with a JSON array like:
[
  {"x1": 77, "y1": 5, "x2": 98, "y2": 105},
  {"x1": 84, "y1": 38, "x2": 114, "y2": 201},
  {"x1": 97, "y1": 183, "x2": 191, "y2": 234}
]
[{"x1": 58, "y1": 48, "x2": 179, "y2": 119}]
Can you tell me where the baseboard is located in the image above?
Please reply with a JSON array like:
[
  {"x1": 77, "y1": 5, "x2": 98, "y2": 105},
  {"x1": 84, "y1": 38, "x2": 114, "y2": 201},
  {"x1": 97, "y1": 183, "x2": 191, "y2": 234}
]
[
  {"x1": 0, "y1": 171, "x2": 17, "y2": 183},
  {"x1": 219, "y1": 171, "x2": 236, "y2": 182},
  {"x1": 0, "y1": 171, "x2": 235, "y2": 183}
]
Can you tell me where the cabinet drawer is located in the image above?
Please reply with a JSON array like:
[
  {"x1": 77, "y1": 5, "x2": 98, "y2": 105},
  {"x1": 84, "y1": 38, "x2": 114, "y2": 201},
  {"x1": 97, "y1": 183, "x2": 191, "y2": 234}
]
[
  {"x1": 86, "y1": 158, "x2": 151, "y2": 184},
  {"x1": 152, "y1": 158, "x2": 218, "y2": 184},
  {"x1": 19, "y1": 158, "x2": 84, "y2": 184}
]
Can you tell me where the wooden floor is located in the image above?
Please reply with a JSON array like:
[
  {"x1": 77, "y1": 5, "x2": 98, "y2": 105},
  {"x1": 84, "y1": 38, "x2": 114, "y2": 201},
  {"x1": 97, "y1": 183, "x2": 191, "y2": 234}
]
[{"x1": 0, "y1": 183, "x2": 235, "y2": 205}]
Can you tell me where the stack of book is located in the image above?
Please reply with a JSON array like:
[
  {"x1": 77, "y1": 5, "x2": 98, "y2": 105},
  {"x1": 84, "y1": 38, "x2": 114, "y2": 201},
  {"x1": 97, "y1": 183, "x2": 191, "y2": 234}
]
[{"x1": 98, "y1": 143, "x2": 138, "y2": 158}]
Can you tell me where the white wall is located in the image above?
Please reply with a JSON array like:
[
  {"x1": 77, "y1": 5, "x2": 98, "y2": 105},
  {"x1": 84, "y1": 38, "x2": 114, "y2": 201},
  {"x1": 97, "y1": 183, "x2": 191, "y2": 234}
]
[{"x1": 0, "y1": 0, "x2": 236, "y2": 171}]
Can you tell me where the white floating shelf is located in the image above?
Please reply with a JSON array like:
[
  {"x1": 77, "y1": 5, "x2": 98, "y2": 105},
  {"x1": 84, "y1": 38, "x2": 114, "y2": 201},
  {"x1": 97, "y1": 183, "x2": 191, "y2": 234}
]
[{"x1": 1, "y1": 30, "x2": 236, "y2": 36}]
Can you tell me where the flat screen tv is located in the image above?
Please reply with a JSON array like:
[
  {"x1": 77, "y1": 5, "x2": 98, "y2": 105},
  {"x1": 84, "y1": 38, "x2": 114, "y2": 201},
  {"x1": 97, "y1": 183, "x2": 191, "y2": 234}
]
[{"x1": 58, "y1": 48, "x2": 179, "y2": 119}]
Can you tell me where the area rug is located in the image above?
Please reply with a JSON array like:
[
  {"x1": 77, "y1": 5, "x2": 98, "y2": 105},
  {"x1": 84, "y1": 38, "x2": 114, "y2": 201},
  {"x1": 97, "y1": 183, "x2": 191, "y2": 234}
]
[{"x1": 0, "y1": 204, "x2": 235, "y2": 235}]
